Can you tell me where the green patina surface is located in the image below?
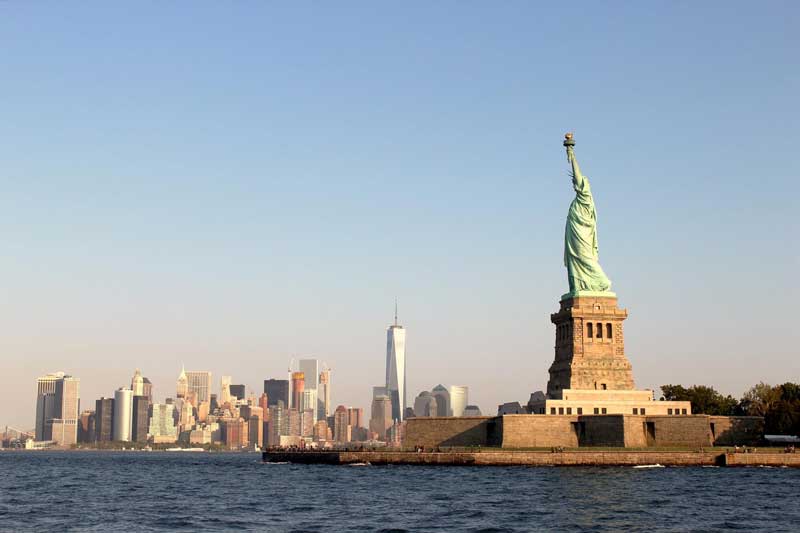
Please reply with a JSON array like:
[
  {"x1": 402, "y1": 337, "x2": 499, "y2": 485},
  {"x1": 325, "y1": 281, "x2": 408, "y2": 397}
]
[
  {"x1": 563, "y1": 136, "x2": 614, "y2": 299},
  {"x1": 560, "y1": 290, "x2": 617, "y2": 301}
]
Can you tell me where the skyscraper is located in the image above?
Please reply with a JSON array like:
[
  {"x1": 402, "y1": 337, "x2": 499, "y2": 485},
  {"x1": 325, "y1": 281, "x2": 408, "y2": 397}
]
[
  {"x1": 318, "y1": 367, "x2": 331, "y2": 420},
  {"x1": 347, "y1": 407, "x2": 364, "y2": 430},
  {"x1": 463, "y1": 405, "x2": 482, "y2": 416},
  {"x1": 300, "y1": 409, "x2": 315, "y2": 437},
  {"x1": 298, "y1": 359, "x2": 319, "y2": 394},
  {"x1": 35, "y1": 372, "x2": 60, "y2": 441},
  {"x1": 131, "y1": 396, "x2": 150, "y2": 443},
  {"x1": 229, "y1": 384, "x2": 245, "y2": 401},
  {"x1": 131, "y1": 369, "x2": 144, "y2": 397},
  {"x1": 264, "y1": 379, "x2": 289, "y2": 408},
  {"x1": 185, "y1": 371, "x2": 212, "y2": 404},
  {"x1": 369, "y1": 395, "x2": 393, "y2": 441},
  {"x1": 241, "y1": 405, "x2": 264, "y2": 448},
  {"x1": 95, "y1": 397, "x2": 114, "y2": 442},
  {"x1": 413, "y1": 391, "x2": 438, "y2": 417},
  {"x1": 220, "y1": 375, "x2": 232, "y2": 406},
  {"x1": 176, "y1": 366, "x2": 188, "y2": 399},
  {"x1": 149, "y1": 403, "x2": 177, "y2": 443},
  {"x1": 209, "y1": 394, "x2": 219, "y2": 412},
  {"x1": 431, "y1": 384, "x2": 451, "y2": 417},
  {"x1": 449, "y1": 386, "x2": 468, "y2": 417},
  {"x1": 246, "y1": 408, "x2": 264, "y2": 448},
  {"x1": 113, "y1": 388, "x2": 133, "y2": 442},
  {"x1": 176, "y1": 398, "x2": 195, "y2": 431},
  {"x1": 142, "y1": 377, "x2": 153, "y2": 403},
  {"x1": 291, "y1": 372, "x2": 305, "y2": 410},
  {"x1": 78, "y1": 410, "x2": 95, "y2": 443},
  {"x1": 313, "y1": 419, "x2": 330, "y2": 443},
  {"x1": 333, "y1": 405, "x2": 350, "y2": 444},
  {"x1": 385, "y1": 305, "x2": 406, "y2": 422},
  {"x1": 52, "y1": 376, "x2": 80, "y2": 446},
  {"x1": 266, "y1": 401, "x2": 288, "y2": 446},
  {"x1": 34, "y1": 372, "x2": 80, "y2": 446},
  {"x1": 302, "y1": 389, "x2": 318, "y2": 423},
  {"x1": 297, "y1": 359, "x2": 320, "y2": 422},
  {"x1": 221, "y1": 418, "x2": 247, "y2": 450},
  {"x1": 287, "y1": 408, "x2": 301, "y2": 437}
]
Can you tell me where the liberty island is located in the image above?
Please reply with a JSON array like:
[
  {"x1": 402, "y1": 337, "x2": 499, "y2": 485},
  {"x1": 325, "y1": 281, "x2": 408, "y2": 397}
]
[{"x1": 264, "y1": 133, "x2": 780, "y2": 466}]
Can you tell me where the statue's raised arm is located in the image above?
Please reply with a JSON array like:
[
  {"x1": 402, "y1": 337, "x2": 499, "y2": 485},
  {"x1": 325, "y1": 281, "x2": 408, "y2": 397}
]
[
  {"x1": 564, "y1": 133, "x2": 586, "y2": 193},
  {"x1": 561, "y1": 133, "x2": 613, "y2": 298}
]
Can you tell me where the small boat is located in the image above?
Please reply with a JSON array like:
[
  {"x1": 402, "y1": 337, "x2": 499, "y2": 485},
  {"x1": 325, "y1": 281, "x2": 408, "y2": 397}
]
[{"x1": 633, "y1": 464, "x2": 664, "y2": 468}]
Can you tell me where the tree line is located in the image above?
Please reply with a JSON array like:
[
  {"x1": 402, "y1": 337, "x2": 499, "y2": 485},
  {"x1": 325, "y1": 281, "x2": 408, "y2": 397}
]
[{"x1": 660, "y1": 382, "x2": 800, "y2": 436}]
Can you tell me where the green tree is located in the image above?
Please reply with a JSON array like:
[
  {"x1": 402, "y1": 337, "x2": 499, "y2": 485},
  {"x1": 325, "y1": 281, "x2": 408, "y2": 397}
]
[
  {"x1": 740, "y1": 382, "x2": 780, "y2": 417},
  {"x1": 660, "y1": 384, "x2": 739, "y2": 416},
  {"x1": 763, "y1": 383, "x2": 800, "y2": 436},
  {"x1": 660, "y1": 384, "x2": 689, "y2": 402},
  {"x1": 779, "y1": 382, "x2": 800, "y2": 403},
  {"x1": 764, "y1": 400, "x2": 800, "y2": 435}
]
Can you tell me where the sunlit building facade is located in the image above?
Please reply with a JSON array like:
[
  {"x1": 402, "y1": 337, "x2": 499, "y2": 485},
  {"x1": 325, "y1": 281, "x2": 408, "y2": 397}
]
[
  {"x1": 450, "y1": 386, "x2": 468, "y2": 417},
  {"x1": 112, "y1": 388, "x2": 133, "y2": 442},
  {"x1": 385, "y1": 315, "x2": 406, "y2": 421},
  {"x1": 318, "y1": 368, "x2": 331, "y2": 420},
  {"x1": 149, "y1": 403, "x2": 177, "y2": 443},
  {"x1": 34, "y1": 372, "x2": 80, "y2": 446},
  {"x1": 186, "y1": 371, "x2": 212, "y2": 404}
]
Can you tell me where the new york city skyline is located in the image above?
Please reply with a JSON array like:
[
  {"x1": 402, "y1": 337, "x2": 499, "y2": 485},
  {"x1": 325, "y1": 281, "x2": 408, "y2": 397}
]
[{"x1": 1, "y1": 3, "x2": 798, "y2": 430}]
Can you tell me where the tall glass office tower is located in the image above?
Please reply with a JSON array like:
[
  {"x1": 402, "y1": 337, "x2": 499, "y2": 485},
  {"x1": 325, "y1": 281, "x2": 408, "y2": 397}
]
[
  {"x1": 185, "y1": 371, "x2": 212, "y2": 403},
  {"x1": 385, "y1": 307, "x2": 406, "y2": 422},
  {"x1": 35, "y1": 371, "x2": 80, "y2": 445}
]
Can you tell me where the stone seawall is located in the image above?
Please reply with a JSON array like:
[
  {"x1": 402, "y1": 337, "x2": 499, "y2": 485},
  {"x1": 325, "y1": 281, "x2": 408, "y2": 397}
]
[
  {"x1": 404, "y1": 415, "x2": 764, "y2": 450},
  {"x1": 263, "y1": 450, "x2": 800, "y2": 467},
  {"x1": 722, "y1": 453, "x2": 800, "y2": 467}
]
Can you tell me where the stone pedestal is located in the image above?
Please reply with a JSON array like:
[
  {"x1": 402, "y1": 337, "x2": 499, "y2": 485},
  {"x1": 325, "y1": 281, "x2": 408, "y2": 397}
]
[{"x1": 547, "y1": 294, "x2": 634, "y2": 399}]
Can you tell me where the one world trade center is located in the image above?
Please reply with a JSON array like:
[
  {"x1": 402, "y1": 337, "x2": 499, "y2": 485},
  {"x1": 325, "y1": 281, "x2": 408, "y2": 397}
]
[{"x1": 385, "y1": 305, "x2": 406, "y2": 422}]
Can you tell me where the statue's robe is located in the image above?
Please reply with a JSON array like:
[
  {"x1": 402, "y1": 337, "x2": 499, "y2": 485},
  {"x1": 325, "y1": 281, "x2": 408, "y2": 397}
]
[{"x1": 564, "y1": 172, "x2": 612, "y2": 293}]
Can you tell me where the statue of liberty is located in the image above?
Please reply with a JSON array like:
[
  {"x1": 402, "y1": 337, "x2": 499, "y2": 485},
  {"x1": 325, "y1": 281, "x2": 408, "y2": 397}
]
[{"x1": 562, "y1": 133, "x2": 612, "y2": 297}]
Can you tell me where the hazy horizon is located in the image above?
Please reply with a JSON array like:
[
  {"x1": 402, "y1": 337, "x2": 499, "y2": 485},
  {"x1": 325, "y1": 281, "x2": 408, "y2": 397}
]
[{"x1": 2, "y1": 2, "x2": 798, "y2": 429}]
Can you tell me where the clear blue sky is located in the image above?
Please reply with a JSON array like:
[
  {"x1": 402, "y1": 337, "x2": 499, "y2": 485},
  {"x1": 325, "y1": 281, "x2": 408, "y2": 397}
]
[{"x1": 1, "y1": 2, "x2": 798, "y2": 428}]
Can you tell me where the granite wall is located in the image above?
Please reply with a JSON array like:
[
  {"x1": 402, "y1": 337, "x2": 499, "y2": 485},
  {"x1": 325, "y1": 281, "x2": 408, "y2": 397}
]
[
  {"x1": 402, "y1": 414, "x2": 764, "y2": 449},
  {"x1": 500, "y1": 415, "x2": 579, "y2": 448},
  {"x1": 709, "y1": 416, "x2": 763, "y2": 446},
  {"x1": 404, "y1": 416, "x2": 498, "y2": 448}
]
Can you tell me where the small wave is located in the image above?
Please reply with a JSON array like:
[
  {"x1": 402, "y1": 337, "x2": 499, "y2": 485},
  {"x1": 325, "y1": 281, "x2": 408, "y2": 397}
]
[
  {"x1": 348, "y1": 462, "x2": 371, "y2": 466},
  {"x1": 633, "y1": 464, "x2": 664, "y2": 468},
  {"x1": 264, "y1": 461, "x2": 290, "y2": 465}
]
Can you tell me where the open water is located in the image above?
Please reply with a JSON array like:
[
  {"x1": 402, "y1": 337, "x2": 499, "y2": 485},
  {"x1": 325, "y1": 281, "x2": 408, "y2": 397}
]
[{"x1": 0, "y1": 451, "x2": 798, "y2": 532}]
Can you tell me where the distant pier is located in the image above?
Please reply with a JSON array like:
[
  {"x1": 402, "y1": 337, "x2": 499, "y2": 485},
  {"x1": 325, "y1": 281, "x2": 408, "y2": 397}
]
[{"x1": 262, "y1": 450, "x2": 800, "y2": 468}]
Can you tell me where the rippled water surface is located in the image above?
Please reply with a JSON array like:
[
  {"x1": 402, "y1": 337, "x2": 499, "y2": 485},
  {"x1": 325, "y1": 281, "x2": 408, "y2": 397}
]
[{"x1": 1, "y1": 451, "x2": 798, "y2": 532}]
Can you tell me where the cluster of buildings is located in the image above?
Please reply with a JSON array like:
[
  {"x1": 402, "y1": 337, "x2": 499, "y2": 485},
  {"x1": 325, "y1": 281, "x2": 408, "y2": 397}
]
[{"x1": 25, "y1": 311, "x2": 480, "y2": 450}]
